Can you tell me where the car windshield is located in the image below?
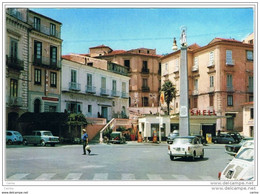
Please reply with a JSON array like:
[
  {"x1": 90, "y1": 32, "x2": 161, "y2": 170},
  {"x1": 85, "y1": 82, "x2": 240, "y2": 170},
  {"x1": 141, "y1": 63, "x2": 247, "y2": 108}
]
[
  {"x1": 235, "y1": 148, "x2": 254, "y2": 162},
  {"x1": 173, "y1": 138, "x2": 192, "y2": 145},
  {"x1": 43, "y1": 132, "x2": 53, "y2": 136}
]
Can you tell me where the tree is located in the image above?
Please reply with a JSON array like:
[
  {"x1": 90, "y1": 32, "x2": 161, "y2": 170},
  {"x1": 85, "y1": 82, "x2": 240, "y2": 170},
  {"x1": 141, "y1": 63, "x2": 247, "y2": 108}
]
[{"x1": 161, "y1": 80, "x2": 176, "y2": 115}]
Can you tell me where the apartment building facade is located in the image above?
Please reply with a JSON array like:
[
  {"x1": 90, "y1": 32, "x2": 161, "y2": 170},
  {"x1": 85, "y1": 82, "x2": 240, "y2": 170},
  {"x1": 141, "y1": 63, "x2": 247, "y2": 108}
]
[
  {"x1": 161, "y1": 37, "x2": 253, "y2": 136},
  {"x1": 5, "y1": 8, "x2": 30, "y2": 131},
  {"x1": 61, "y1": 54, "x2": 130, "y2": 121},
  {"x1": 91, "y1": 46, "x2": 162, "y2": 115},
  {"x1": 28, "y1": 10, "x2": 62, "y2": 113}
]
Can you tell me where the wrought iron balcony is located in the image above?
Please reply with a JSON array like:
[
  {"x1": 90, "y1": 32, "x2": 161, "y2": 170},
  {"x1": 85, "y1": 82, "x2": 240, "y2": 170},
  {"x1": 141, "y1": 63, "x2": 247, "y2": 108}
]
[
  {"x1": 227, "y1": 86, "x2": 234, "y2": 92},
  {"x1": 33, "y1": 55, "x2": 61, "y2": 70},
  {"x1": 108, "y1": 63, "x2": 128, "y2": 76},
  {"x1": 29, "y1": 21, "x2": 61, "y2": 39},
  {"x1": 141, "y1": 68, "x2": 150, "y2": 74},
  {"x1": 7, "y1": 96, "x2": 23, "y2": 107},
  {"x1": 86, "y1": 85, "x2": 96, "y2": 94},
  {"x1": 7, "y1": 8, "x2": 26, "y2": 22},
  {"x1": 100, "y1": 88, "x2": 110, "y2": 96},
  {"x1": 142, "y1": 86, "x2": 150, "y2": 92},
  {"x1": 6, "y1": 55, "x2": 24, "y2": 71},
  {"x1": 111, "y1": 90, "x2": 120, "y2": 97},
  {"x1": 121, "y1": 92, "x2": 129, "y2": 98},
  {"x1": 69, "y1": 82, "x2": 81, "y2": 91}
]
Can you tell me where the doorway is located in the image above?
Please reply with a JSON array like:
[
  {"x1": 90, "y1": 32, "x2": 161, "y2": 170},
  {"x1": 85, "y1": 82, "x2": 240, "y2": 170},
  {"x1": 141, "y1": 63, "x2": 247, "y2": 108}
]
[{"x1": 101, "y1": 106, "x2": 108, "y2": 120}]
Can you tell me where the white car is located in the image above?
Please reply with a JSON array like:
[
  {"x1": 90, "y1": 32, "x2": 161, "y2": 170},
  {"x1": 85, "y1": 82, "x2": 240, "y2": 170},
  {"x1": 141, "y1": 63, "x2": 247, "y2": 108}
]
[
  {"x1": 168, "y1": 136, "x2": 204, "y2": 161},
  {"x1": 6, "y1": 130, "x2": 23, "y2": 144},
  {"x1": 219, "y1": 144, "x2": 254, "y2": 180}
]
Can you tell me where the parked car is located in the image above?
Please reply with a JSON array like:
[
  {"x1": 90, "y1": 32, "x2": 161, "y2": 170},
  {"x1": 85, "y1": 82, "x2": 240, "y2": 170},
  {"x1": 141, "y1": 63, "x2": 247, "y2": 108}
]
[
  {"x1": 212, "y1": 134, "x2": 235, "y2": 144},
  {"x1": 227, "y1": 132, "x2": 243, "y2": 143},
  {"x1": 168, "y1": 136, "x2": 204, "y2": 161},
  {"x1": 6, "y1": 130, "x2": 23, "y2": 145},
  {"x1": 23, "y1": 130, "x2": 59, "y2": 146},
  {"x1": 109, "y1": 132, "x2": 126, "y2": 144},
  {"x1": 166, "y1": 130, "x2": 179, "y2": 144},
  {"x1": 225, "y1": 137, "x2": 254, "y2": 156},
  {"x1": 219, "y1": 144, "x2": 254, "y2": 180}
]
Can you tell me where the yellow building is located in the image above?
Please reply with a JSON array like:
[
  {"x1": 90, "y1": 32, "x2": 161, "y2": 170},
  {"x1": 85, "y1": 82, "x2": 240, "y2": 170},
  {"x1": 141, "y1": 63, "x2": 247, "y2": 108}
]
[{"x1": 28, "y1": 10, "x2": 62, "y2": 113}]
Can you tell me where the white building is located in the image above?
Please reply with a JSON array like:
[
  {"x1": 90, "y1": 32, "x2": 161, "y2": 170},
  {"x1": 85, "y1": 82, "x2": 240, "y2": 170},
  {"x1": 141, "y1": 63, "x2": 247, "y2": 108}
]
[
  {"x1": 242, "y1": 102, "x2": 254, "y2": 137},
  {"x1": 61, "y1": 55, "x2": 130, "y2": 121}
]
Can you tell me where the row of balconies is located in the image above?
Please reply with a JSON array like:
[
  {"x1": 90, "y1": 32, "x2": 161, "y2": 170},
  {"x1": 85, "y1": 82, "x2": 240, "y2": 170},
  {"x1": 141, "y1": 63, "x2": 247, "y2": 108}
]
[
  {"x1": 29, "y1": 21, "x2": 61, "y2": 39},
  {"x1": 68, "y1": 82, "x2": 129, "y2": 98},
  {"x1": 192, "y1": 86, "x2": 253, "y2": 95},
  {"x1": 33, "y1": 55, "x2": 61, "y2": 70},
  {"x1": 6, "y1": 56, "x2": 24, "y2": 71}
]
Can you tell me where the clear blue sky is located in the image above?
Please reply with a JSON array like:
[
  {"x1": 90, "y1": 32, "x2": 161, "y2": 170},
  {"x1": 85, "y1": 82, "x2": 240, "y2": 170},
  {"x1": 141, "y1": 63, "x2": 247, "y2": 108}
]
[{"x1": 31, "y1": 7, "x2": 254, "y2": 55}]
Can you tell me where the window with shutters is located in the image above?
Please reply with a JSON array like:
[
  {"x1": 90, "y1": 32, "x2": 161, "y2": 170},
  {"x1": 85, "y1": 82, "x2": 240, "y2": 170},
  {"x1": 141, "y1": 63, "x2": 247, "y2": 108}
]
[
  {"x1": 10, "y1": 39, "x2": 18, "y2": 59},
  {"x1": 227, "y1": 95, "x2": 233, "y2": 106},
  {"x1": 246, "y1": 50, "x2": 253, "y2": 61},
  {"x1": 248, "y1": 76, "x2": 253, "y2": 92},
  {"x1": 50, "y1": 46, "x2": 57, "y2": 66},
  {"x1": 34, "y1": 17, "x2": 41, "y2": 31},
  {"x1": 34, "y1": 41, "x2": 42, "y2": 64},
  {"x1": 10, "y1": 79, "x2": 18, "y2": 97},
  {"x1": 209, "y1": 51, "x2": 214, "y2": 66},
  {"x1": 50, "y1": 23, "x2": 56, "y2": 36},
  {"x1": 34, "y1": 68, "x2": 41, "y2": 85},
  {"x1": 210, "y1": 76, "x2": 214, "y2": 87},
  {"x1": 50, "y1": 72, "x2": 57, "y2": 88},
  {"x1": 71, "y1": 70, "x2": 77, "y2": 83},
  {"x1": 227, "y1": 74, "x2": 233, "y2": 91},
  {"x1": 226, "y1": 50, "x2": 234, "y2": 65}
]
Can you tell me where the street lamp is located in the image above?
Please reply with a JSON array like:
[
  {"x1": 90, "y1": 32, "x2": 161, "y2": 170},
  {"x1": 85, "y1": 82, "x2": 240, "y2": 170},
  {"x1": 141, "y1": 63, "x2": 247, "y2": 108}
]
[{"x1": 172, "y1": 26, "x2": 190, "y2": 136}]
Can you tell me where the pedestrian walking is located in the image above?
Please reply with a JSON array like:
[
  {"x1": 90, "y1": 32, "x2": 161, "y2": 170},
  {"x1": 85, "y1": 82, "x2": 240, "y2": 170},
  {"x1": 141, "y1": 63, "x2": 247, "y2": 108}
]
[{"x1": 82, "y1": 129, "x2": 90, "y2": 155}]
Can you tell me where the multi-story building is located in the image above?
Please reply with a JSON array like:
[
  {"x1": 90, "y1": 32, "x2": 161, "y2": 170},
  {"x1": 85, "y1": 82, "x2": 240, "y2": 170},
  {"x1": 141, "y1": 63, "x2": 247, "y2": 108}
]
[
  {"x1": 161, "y1": 37, "x2": 253, "y2": 137},
  {"x1": 242, "y1": 102, "x2": 254, "y2": 137},
  {"x1": 90, "y1": 46, "x2": 162, "y2": 115},
  {"x1": 27, "y1": 10, "x2": 62, "y2": 113},
  {"x1": 5, "y1": 8, "x2": 30, "y2": 131},
  {"x1": 61, "y1": 54, "x2": 130, "y2": 121}
]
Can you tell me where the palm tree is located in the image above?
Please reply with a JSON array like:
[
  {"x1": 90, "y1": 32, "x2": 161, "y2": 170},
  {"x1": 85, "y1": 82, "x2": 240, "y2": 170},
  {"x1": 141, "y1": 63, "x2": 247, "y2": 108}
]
[{"x1": 161, "y1": 80, "x2": 176, "y2": 115}]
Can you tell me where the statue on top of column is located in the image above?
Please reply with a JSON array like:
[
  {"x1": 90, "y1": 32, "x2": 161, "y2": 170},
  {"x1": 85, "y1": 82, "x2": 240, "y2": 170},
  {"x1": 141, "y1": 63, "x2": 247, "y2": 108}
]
[{"x1": 180, "y1": 28, "x2": 187, "y2": 47}]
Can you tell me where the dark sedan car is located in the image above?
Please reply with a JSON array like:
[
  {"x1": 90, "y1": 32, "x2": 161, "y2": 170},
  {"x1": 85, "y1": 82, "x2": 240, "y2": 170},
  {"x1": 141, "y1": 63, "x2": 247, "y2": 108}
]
[
  {"x1": 212, "y1": 134, "x2": 235, "y2": 144},
  {"x1": 225, "y1": 137, "x2": 254, "y2": 156},
  {"x1": 227, "y1": 132, "x2": 243, "y2": 143}
]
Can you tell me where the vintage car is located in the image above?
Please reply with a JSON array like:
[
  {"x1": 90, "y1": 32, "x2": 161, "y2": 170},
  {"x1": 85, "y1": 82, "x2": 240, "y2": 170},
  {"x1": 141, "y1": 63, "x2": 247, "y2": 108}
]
[
  {"x1": 212, "y1": 134, "x2": 235, "y2": 144},
  {"x1": 109, "y1": 132, "x2": 126, "y2": 144},
  {"x1": 168, "y1": 136, "x2": 204, "y2": 161},
  {"x1": 225, "y1": 137, "x2": 254, "y2": 156},
  {"x1": 166, "y1": 130, "x2": 179, "y2": 144},
  {"x1": 6, "y1": 130, "x2": 23, "y2": 145},
  {"x1": 219, "y1": 144, "x2": 254, "y2": 180},
  {"x1": 23, "y1": 130, "x2": 59, "y2": 146}
]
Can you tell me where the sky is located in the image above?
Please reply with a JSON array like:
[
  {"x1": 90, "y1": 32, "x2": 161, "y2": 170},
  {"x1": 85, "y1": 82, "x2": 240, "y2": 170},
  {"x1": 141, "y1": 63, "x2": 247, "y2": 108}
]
[{"x1": 31, "y1": 7, "x2": 254, "y2": 55}]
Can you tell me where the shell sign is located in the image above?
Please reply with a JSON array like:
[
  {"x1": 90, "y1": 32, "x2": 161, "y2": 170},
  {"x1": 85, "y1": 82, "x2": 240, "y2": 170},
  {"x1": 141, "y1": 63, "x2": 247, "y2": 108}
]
[{"x1": 190, "y1": 109, "x2": 217, "y2": 116}]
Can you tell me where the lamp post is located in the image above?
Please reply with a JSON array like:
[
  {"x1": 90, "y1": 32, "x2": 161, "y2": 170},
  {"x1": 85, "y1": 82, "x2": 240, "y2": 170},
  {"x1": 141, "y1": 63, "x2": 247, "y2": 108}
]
[{"x1": 172, "y1": 27, "x2": 190, "y2": 136}]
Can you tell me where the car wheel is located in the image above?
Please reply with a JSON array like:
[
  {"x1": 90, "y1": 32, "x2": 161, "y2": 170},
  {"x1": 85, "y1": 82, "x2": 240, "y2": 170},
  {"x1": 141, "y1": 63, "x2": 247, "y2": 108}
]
[
  {"x1": 51, "y1": 143, "x2": 55, "y2": 147},
  {"x1": 7, "y1": 139, "x2": 12, "y2": 145},
  {"x1": 170, "y1": 155, "x2": 175, "y2": 161},
  {"x1": 40, "y1": 140, "x2": 46, "y2": 146},
  {"x1": 200, "y1": 149, "x2": 204, "y2": 159},
  {"x1": 23, "y1": 140, "x2": 28, "y2": 145}
]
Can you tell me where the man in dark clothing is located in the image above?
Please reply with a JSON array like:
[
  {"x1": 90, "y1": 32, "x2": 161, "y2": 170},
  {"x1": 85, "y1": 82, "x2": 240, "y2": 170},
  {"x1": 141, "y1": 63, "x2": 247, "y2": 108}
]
[{"x1": 82, "y1": 129, "x2": 88, "y2": 155}]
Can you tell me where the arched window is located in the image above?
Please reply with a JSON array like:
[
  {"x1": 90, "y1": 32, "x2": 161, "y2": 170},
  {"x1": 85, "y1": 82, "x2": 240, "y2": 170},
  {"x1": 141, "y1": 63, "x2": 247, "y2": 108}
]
[{"x1": 34, "y1": 99, "x2": 41, "y2": 113}]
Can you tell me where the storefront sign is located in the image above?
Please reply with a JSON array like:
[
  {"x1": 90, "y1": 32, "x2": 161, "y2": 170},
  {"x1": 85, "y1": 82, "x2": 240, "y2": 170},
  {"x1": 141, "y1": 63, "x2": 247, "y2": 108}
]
[
  {"x1": 190, "y1": 109, "x2": 217, "y2": 116},
  {"x1": 42, "y1": 97, "x2": 59, "y2": 101}
]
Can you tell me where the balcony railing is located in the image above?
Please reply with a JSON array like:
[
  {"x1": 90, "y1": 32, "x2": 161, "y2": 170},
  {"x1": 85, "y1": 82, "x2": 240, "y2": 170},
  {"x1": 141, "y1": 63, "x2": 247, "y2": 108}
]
[
  {"x1": 226, "y1": 60, "x2": 235, "y2": 66},
  {"x1": 121, "y1": 92, "x2": 129, "y2": 98},
  {"x1": 108, "y1": 63, "x2": 128, "y2": 76},
  {"x1": 33, "y1": 55, "x2": 61, "y2": 70},
  {"x1": 142, "y1": 86, "x2": 150, "y2": 92},
  {"x1": 7, "y1": 96, "x2": 23, "y2": 107},
  {"x1": 111, "y1": 90, "x2": 121, "y2": 97},
  {"x1": 141, "y1": 68, "x2": 150, "y2": 74},
  {"x1": 86, "y1": 85, "x2": 96, "y2": 94},
  {"x1": 6, "y1": 55, "x2": 24, "y2": 71},
  {"x1": 208, "y1": 87, "x2": 215, "y2": 93},
  {"x1": 193, "y1": 89, "x2": 199, "y2": 95},
  {"x1": 69, "y1": 82, "x2": 81, "y2": 91},
  {"x1": 192, "y1": 65, "x2": 199, "y2": 72},
  {"x1": 7, "y1": 8, "x2": 26, "y2": 22},
  {"x1": 227, "y1": 86, "x2": 234, "y2": 92},
  {"x1": 248, "y1": 87, "x2": 253, "y2": 93},
  {"x1": 29, "y1": 21, "x2": 61, "y2": 39},
  {"x1": 100, "y1": 88, "x2": 110, "y2": 96}
]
